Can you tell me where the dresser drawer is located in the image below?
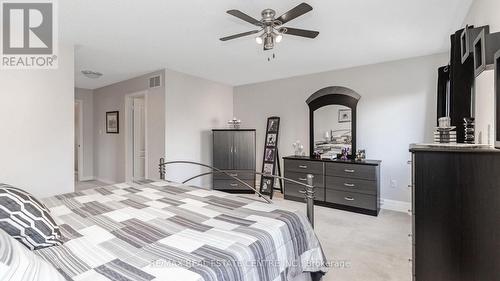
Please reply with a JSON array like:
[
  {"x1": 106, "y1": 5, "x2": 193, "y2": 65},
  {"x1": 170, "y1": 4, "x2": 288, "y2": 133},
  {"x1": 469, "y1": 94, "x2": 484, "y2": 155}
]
[
  {"x1": 325, "y1": 189, "x2": 377, "y2": 210},
  {"x1": 214, "y1": 171, "x2": 255, "y2": 180},
  {"x1": 284, "y1": 159, "x2": 324, "y2": 174},
  {"x1": 284, "y1": 171, "x2": 324, "y2": 187},
  {"x1": 213, "y1": 179, "x2": 255, "y2": 191},
  {"x1": 325, "y1": 176, "x2": 377, "y2": 195},
  {"x1": 284, "y1": 182, "x2": 325, "y2": 202},
  {"x1": 325, "y1": 162, "x2": 377, "y2": 180}
]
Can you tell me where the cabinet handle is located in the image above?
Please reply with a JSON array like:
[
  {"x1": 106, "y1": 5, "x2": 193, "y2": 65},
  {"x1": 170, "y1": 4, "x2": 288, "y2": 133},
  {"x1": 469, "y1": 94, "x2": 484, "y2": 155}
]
[
  {"x1": 298, "y1": 165, "x2": 308, "y2": 169},
  {"x1": 230, "y1": 183, "x2": 238, "y2": 187},
  {"x1": 299, "y1": 178, "x2": 308, "y2": 181},
  {"x1": 344, "y1": 197, "x2": 355, "y2": 201},
  {"x1": 344, "y1": 169, "x2": 355, "y2": 173},
  {"x1": 229, "y1": 173, "x2": 238, "y2": 177},
  {"x1": 344, "y1": 183, "x2": 355, "y2": 187}
]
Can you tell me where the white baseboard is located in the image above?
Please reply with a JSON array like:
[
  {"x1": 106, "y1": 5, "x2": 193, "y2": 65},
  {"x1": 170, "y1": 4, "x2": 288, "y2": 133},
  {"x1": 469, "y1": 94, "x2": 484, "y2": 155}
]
[
  {"x1": 380, "y1": 198, "x2": 411, "y2": 213},
  {"x1": 95, "y1": 178, "x2": 116, "y2": 185},
  {"x1": 78, "y1": 176, "x2": 95, "y2": 182}
]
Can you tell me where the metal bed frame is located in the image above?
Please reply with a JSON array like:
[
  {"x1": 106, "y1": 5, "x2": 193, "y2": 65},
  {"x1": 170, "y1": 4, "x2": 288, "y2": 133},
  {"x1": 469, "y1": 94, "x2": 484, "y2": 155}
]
[{"x1": 159, "y1": 158, "x2": 317, "y2": 227}]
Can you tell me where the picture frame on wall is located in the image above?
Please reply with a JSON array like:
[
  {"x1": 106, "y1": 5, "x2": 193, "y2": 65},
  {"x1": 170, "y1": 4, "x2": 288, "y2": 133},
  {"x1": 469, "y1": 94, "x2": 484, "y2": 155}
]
[
  {"x1": 106, "y1": 111, "x2": 119, "y2": 134},
  {"x1": 338, "y1": 108, "x2": 352, "y2": 123}
]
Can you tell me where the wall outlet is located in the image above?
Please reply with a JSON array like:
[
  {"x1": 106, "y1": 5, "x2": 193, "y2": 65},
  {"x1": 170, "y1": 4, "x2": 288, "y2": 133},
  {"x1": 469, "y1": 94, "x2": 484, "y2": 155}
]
[{"x1": 390, "y1": 179, "x2": 397, "y2": 188}]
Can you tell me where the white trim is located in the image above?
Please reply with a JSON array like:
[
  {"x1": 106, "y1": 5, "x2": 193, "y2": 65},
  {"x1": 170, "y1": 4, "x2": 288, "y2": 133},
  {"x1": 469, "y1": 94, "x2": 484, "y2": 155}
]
[
  {"x1": 380, "y1": 198, "x2": 411, "y2": 213},
  {"x1": 78, "y1": 176, "x2": 95, "y2": 182},
  {"x1": 75, "y1": 99, "x2": 84, "y2": 182},
  {"x1": 95, "y1": 178, "x2": 116, "y2": 185},
  {"x1": 125, "y1": 91, "x2": 148, "y2": 182}
]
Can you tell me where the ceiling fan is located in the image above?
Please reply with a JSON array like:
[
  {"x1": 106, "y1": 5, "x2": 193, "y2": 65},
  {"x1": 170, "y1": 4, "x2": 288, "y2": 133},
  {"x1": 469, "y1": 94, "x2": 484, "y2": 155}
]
[{"x1": 220, "y1": 2, "x2": 319, "y2": 51}]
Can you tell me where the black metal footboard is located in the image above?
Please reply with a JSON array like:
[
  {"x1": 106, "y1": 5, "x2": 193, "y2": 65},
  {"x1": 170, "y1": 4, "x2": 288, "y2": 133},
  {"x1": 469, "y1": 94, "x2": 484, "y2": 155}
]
[{"x1": 158, "y1": 158, "x2": 316, "y2": 227}]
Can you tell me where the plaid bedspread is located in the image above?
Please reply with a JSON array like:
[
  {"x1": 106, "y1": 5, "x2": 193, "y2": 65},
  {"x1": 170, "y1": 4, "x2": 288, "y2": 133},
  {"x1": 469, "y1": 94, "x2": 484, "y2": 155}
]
[{"x1": 36, "y1": 181, "x2": 327, "y2": 281}]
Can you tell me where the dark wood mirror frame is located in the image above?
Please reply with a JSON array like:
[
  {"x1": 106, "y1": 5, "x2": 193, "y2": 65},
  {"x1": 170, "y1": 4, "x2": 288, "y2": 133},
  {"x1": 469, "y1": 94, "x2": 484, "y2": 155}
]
[{"x1": 306, "y1": 86, "x2": 361, "y2": 157}]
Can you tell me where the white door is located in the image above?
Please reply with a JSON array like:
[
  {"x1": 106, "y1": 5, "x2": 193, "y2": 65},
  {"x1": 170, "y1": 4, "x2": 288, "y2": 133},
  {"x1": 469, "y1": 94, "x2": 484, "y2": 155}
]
[
  {"x1": 74, "y1": 101, "x2": 82, "y2": 181},
  {"x1": 132, "y1": 97, "x2": 146, "y2": 179}
]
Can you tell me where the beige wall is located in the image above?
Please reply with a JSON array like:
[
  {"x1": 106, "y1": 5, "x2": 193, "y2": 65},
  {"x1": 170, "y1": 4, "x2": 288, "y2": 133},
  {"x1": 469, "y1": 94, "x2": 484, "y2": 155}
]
[
  {"x1": 165, "y1": 69, "x2": 234, "y2": 187},
  {"x1": 0, "y1": 45, "x2": 75, "y2": 198},
  {"x1": 234, "y1": 53, "x2": 448, "y2": 203},
  {"x1": 93, "y1": 70, "x2": 166, "y2": 183}
]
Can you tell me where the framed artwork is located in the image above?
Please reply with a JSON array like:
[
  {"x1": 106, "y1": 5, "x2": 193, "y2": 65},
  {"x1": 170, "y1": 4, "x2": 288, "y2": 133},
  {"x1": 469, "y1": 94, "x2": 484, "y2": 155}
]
[
  {"x1": 260, "y1": 116, "x2": 282, "y2": 198},
  {"x1": 106, "y1": 111, "x2": 119, "y2": 134},
  {"x1": 338, "y1": 109, "x2": 352, "y2": 123},
  {"x1": 267, "y1": 118, "x2": 279, "y2": 132},
  {"x1": 266, "y1": 133, "x2": 277, "y2": 147},
  {"x1": 264, "y1": 148, "x2": 276, "y2": 162},
  {"x1": 260, "y1": 177, "x2": 274, "y2": 195},
  {"x1": 263, "y1": 163, "x2": 274, "y2": 175}
]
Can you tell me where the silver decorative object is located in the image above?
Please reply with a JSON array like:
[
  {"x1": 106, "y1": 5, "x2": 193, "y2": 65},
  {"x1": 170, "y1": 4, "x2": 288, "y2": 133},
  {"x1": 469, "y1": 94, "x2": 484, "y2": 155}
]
[{"x1": 227, "y1": 117, "x2": 241, "y2": 129}]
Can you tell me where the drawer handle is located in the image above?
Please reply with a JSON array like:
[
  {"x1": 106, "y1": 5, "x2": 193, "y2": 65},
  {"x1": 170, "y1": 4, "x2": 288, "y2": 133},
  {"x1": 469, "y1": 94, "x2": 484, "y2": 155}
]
[
  {"x1": 298, "y1": 165, "x2": 308, "y2": 169},
  {"x1": 344, "y1": 196, "x2": 355, "y2": 201},
  {"x1": 299, "y1": 178, "x2": 308, "y2": 181},
  {"x1": 230, "y1": 183, "x2": 238, "y2": 187},
  {"x1": 344, "y1": 183, "x2": 356, "y2": 187},
  {"x1": 344, "y1": 169, "x2": 355, "y2": 173},
  {"x1": 229, "y1": 173, "x2": 238, "y2": 177}
]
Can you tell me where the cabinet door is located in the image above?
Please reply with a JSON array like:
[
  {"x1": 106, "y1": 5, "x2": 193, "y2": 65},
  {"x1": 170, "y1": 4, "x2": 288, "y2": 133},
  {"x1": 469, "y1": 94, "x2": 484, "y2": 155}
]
[
  {"x1": 233, "y1": 131, "x2": 255, "y2": 170},
  {"x1": 213, "y1": 131, "x2": 233, "y2": 170}
]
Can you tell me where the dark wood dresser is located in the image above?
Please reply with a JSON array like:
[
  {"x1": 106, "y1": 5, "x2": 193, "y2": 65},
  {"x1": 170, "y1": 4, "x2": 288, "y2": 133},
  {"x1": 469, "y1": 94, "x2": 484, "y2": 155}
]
[
  {"x1": 283, "y1": 156, "x2": 381, "y2": 216},
  {"x1": 410, "y1": 144, "x2": 500, "y2": 281},
  {"x1": 212, "y1": 129, "x2": 256, "y2": 193}
]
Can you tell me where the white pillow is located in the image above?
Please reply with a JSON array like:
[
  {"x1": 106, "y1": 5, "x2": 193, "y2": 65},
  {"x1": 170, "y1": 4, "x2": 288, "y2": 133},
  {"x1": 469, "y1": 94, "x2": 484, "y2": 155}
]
[{"x1": 0, "y1": 228, "x2": 65, "y2": 281}]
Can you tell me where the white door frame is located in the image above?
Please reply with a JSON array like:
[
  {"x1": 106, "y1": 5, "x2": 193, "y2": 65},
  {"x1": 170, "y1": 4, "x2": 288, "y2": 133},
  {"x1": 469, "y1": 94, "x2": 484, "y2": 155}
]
[
  {"x1": 125, "y1": 91, "x2": 148, "y2": 181},
  {"x1": 75, "y1": 99, "x2": 84, "y2": 182}
]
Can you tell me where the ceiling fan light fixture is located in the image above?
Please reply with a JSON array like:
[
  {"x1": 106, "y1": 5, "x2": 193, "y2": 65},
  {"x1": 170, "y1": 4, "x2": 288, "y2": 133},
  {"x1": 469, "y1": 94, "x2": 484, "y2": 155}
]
[
  {"x1": 275, "y1": 33, "x2": 283, "y2": 43},
  {"x1": 264, "y1": 35, "x2": 274, "y2": 50}
]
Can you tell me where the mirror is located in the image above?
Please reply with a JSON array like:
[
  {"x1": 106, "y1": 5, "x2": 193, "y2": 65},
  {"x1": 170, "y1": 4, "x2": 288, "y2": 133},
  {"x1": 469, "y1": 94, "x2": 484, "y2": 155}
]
[
  {"x1": 313, "y1": 105, "x2": 352, "y2": 158},
  {"x1": 307, "y1": 86, "x2": 361, "y2": 159}
]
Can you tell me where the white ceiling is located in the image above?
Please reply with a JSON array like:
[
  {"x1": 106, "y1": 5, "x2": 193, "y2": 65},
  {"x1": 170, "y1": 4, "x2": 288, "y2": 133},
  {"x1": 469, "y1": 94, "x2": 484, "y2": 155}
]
[{"x1": 61, "y1": 0, "x2": 473, "y2": 89}]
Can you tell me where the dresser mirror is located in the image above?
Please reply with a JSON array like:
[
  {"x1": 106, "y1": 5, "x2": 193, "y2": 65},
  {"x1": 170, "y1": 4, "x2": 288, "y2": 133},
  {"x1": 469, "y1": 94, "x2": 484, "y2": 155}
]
[{"x1": 307, "y1": 86, "x2": 361, "y2": 158}]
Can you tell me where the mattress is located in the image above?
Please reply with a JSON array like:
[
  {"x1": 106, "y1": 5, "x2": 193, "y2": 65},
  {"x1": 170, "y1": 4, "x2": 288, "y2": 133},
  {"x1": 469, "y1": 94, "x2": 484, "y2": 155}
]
[{"x1": 36, "y1": 181, "x2": 327, "y2": 281}]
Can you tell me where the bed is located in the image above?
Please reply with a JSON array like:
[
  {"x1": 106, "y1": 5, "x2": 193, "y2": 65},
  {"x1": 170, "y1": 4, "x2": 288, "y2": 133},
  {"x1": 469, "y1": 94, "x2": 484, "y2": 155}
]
[{"x1": 35, "y1": 180, "x2": 328, "y2": 281}]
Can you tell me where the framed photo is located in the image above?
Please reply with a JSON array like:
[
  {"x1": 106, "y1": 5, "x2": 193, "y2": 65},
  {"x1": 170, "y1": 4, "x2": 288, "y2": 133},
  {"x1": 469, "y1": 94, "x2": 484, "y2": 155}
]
[
  {"x1": 106, "y1": 111, "x2": 119, "y2": 134},
  {"x1": 259, "y1": 176, "x2": 274, "y2": 195},
  {"x1": 264, "y1": 148, "x2": 276, "y2": 162},
  {"x1": 266, "y1": 133, "x2": 277, "y2": 147},
  {"x1": 267, "y1": 118, "x2": 279, "y2": 133},
  {"x1": 338, "y1": 109, "x2": 352, "y2": 123},
  {"x1": 263, "y1": 163, "x2": 274, "y2": 175}
]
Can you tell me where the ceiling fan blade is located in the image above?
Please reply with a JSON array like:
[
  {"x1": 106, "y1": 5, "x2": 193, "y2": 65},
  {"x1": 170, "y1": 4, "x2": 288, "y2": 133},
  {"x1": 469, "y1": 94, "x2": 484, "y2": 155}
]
[
  {"x1": 280, "y1": 27, "x2": 319, "y2": 38},
  {"x1": 227, "y1": 10, "x2": 262, "y2": 26},
  {"x1": 276, "y1": 3, "x2": 313, "y2": 25},
  {"x1": 220, "y1": 30, "x2": 260, "y2": 41}
]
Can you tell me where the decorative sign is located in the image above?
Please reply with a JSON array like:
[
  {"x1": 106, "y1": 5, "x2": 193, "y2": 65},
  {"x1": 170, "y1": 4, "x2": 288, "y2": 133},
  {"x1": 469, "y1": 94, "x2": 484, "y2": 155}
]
[{"x1": 259, "y1": 116, "x2": 282, "y2": 198}]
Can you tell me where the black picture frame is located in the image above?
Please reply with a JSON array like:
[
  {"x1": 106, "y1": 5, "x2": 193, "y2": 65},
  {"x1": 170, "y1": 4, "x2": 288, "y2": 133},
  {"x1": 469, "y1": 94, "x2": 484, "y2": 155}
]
[
  {"x1": 106, "y1": 111, "x2": 119, "y2": 134},
  {"x1": 259, "y1": 116, "x2": 281, "y2": 197}
]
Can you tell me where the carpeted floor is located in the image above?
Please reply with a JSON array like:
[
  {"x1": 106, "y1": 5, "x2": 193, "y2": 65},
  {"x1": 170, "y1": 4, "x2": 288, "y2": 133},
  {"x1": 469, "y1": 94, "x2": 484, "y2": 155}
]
[{"x1": 268, "y1": 193, "x2": 412, "y2": 281}]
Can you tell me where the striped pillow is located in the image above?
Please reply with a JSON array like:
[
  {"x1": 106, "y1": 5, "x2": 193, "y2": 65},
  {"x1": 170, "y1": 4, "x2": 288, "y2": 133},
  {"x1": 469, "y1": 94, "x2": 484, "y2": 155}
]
[
  {"x1": 0, "y1": 228, "x2": 66, "y2": 281},
  {"x1": 0, "y1": 184, "x2": 62, "y2": 250}
]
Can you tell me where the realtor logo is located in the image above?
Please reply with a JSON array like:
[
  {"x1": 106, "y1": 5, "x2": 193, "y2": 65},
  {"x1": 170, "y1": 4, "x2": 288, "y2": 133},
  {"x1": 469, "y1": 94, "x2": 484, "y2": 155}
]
[{"x1": 1, "y1": 0, "x2": 58, "y2": 69}]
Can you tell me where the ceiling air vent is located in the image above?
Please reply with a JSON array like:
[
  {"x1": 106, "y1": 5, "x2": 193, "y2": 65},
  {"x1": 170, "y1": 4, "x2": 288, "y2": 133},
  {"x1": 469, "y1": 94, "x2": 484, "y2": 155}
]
[{"x1": 149, "y1": 75, "x2": 161, "y2": 88}]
